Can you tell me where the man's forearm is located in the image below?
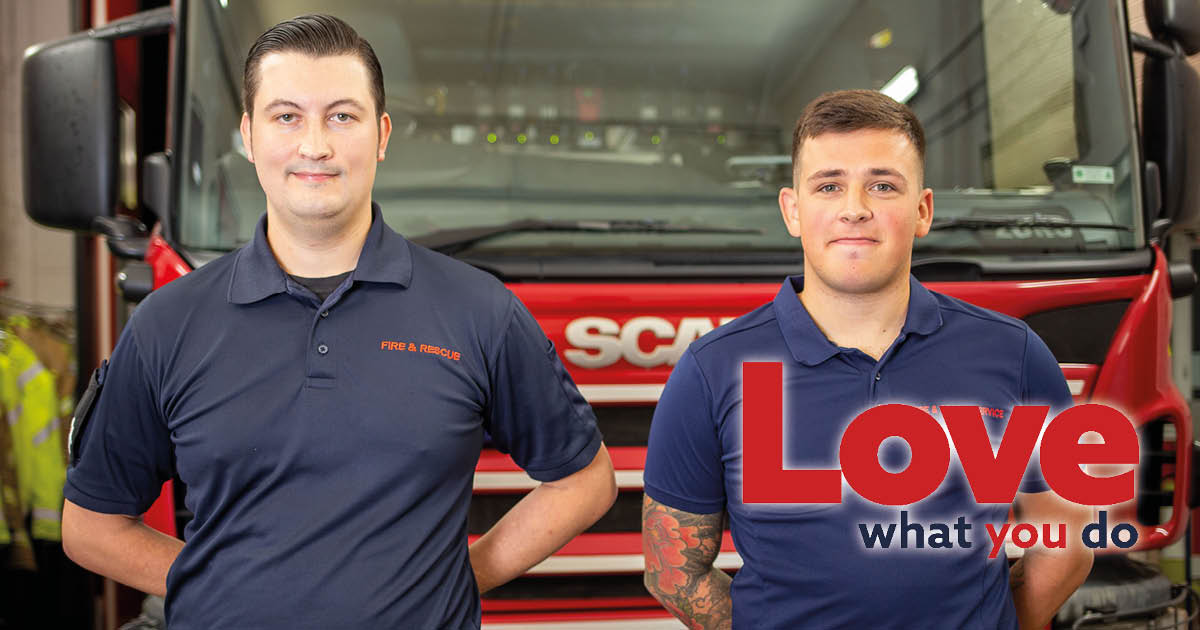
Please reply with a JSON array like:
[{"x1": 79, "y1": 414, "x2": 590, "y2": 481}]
[
  {"x1": 1011, "y1": 548, "x2": 1092, "y2": 630},
  {"x1": 62, "y1": 499, "x2": 183, "y2": 597},
  {"x1": 470, "y1": 445, "x2": 616, "y2": 593},
  {"x1": 650, "y1": 563, "x2": 732, "y2": 630},
  {"x1": 642, "y1": 496, "x2": 731, "y2": 630},
  {"x1": 1009, "y1": 492, "x2": 1095, "y2": 629}
]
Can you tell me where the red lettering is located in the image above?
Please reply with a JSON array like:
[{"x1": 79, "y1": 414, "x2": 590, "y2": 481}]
[
  {"x1": 1040, "y1": 404, "x2": 1138, "y2": 505},
  {"x1": 740, "y1": 363, "x2": 1138, "y2": 508},
  {"x1": 1012, "y1": 523, "x2": 1038, "y2": 548},
  {"x1": 1043, "y1": 523, "x2": 1067, "y2": 548},
  {"x1": 742, "y1": 362, "x2": 840, "y2": 503},
  {"x1": 985, "y1": 523, "x2": 1009, "y2": 559},
  {"x1": 380, "y1": 341, "x2": 389, "y2": 350},
  {"x1": 839, "y1": 404, "x2": 950, "y2": 506},
  {"x1": 943, "y1": 405, "x2": 1045, "y2": 504}
]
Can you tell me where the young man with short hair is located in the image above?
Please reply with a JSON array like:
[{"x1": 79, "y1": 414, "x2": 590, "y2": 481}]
[
  {"x1": 642, "y1": 89, "x2": 1092, "y2": 629},
  {"x1": 61, "y1": 14, "x2": 616, "y2": 629}
]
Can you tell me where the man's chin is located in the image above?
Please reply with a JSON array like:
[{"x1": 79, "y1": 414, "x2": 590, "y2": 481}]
[
  {"x1": 280, "y1": 196, "x2": 348, "y2": 222},
  {"x1": 820, "y1": 269, "x2": 905, "y2": 296}
]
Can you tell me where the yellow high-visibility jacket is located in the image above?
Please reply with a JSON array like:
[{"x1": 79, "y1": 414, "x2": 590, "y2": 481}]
[
  {"x1": 0, "y1": 352, "x2": 13, "y2": 546},
  {"x1": 1, "y1": 333, "x2": 65, "y2": 541}
]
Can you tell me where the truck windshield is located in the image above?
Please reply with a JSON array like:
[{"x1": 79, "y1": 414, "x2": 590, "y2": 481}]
[{"x1": 175, "y1": 0, "x2": 1143, "y2": 260}]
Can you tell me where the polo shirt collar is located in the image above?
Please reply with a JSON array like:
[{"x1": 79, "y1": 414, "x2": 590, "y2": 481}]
[
  {"x1": 228, "y1": 202, "x2": 412, "y2": 305},
  {"x1": 773, "y1": 274, "x2": 943, "y2": 366}
]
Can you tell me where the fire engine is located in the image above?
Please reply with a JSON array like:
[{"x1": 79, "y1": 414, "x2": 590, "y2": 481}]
[{"x1": 21, "y1": 0, "x2": 1200, "y2": 627}]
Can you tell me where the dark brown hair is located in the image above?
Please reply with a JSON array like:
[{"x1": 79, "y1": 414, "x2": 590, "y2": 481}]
[
  {"x1": 242, "y1": 14, "x2": 385, "y2": 118},
  {"x1": 791, "y1": 90, "x2": 925, "y2": 172}
]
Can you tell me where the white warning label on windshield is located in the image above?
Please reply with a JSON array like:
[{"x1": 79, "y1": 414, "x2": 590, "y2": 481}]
[{"x1": 1072, "y1": 165, "x2": 1115, "y2": 184}]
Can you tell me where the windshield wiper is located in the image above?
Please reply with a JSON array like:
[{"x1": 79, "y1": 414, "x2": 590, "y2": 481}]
[
  {"x1": 414, "y1": 219, "x2": 765, "y2": 254},
  {"x1": 929, "y1": 214, "x2": 1132, "y2": 232}
]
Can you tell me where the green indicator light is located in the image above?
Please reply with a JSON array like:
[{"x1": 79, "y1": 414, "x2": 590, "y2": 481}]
[
  {"x1": 717, "y1": 135, "x2": 726, "y2": 145},
  {"x1": 584, "y1": 131, "x2": 595, "y2": 141},
  {"x1": 651, "y1": 135, "x2": 661, "y2": 145},
  {"x1": 487, "y1": 133, "x2": 498, "y2": 144},
  {"x1": 517, "y1": 134, "x2": 527, "y2": 144},
  {"x1": 549, "y1": 134, "x2": 560, "y2": 145}
]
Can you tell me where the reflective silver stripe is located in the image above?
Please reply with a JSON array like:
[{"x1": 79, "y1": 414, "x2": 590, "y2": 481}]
[
  {"x1": 32, "y1": 507, "x2": 61, "y2": 523},
  {"x1": 577, "y1": 384, "x2": 664, "y2": 403},
  {"x1": 17, "y1": 364, "x2": 44, "y2": 390},
  {"x1": 31, "y1": 417, "x2": 60, "y2": 446},
  {"x1": 525, "y1": 551, "x2": 743, "y2": 575},
  {"x1": 6, "y1": 407, "x2": 19, "y2": 427}
]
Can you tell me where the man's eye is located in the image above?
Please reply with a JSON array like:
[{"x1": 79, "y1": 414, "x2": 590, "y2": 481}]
[
  {"x1": 872, "y1": 182, "x2": 897, "y2": 192},
  {"x1": 278, "y1": 113, "x2": 295, "y2": 123},
  {"x1": 333, "y1": 113, "x2": 353, "y2": 123},
  {"x1": 817, "y1": 183, "x2": 839, "y2": 193}
]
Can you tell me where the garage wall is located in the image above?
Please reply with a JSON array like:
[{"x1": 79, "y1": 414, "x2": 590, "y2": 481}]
[{"x1": 0, "y1": 0, "x2": 75, "y2": 310}]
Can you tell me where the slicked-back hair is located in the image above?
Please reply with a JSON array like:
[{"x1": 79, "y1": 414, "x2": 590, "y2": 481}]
[
  {"x1": 790, "y1": 90, "x2": 925, "y2": 175},
  {"x1": 243, "y1": 14, "x2": 385, "y2": 119}
]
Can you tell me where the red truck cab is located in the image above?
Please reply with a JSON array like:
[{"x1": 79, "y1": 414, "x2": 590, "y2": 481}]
[{"x1": 23, "y1": 0, "x2": 1200, "y2": 627}]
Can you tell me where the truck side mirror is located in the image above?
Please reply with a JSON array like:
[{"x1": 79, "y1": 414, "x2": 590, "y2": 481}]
[
  {"x1": 1147, "y1": 0, "x2": 1200, "y2": 55},
  {"x1": 21, "y1": 35, "x2": 118, "y2": 231},
  {"x1": 1141, "y1": 35, "x2": 1200, "y2": 229}
]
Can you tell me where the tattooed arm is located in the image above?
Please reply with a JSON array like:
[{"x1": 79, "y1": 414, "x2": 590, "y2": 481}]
[{"x1": 641, "y1": 494, "x2": 732, "y2": 630}]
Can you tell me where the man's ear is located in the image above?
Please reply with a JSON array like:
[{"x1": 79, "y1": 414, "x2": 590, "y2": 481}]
[
  {"x1": 239, "y1": 112, "x2": 254, "y2": 163},
  {"x1": 779, "y1": 186, "x2": 803, "y2": 238},
  {"x1": 913, "y1": 187, "x2": 934, "y2": 238},
  {"x1": 377, "y1": 112, "x2": 392, "y2": 161}
]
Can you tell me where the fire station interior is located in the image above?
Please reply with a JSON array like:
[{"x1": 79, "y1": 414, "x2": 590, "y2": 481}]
[{"x1": 5, "y1": 0, "x2": 1200, "y2": 628}]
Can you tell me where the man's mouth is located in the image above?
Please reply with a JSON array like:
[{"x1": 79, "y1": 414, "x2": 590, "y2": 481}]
[
  {"x1": 831, "y1": 237, "x2": 878, "y2": 245},
  {"x1": 290, "y1": 171, "x2": 339, "y2": 182}
]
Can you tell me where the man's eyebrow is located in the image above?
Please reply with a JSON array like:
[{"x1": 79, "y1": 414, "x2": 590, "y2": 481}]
[
  {"x1": 262, "y1": 98, "x2": 367, "y2": 112},
  {"x1": 869, "y1": 167, "x2": 907, "y2": 181},
  {"x1": 327, "y1": 98, "x2": 367, "y2": 111},
  {"x1": 263, "y1": 99, "x2": 302, "y2": 111},
  {"x1": 807, "y1": 169, "x2": 846, "y2": 181}
]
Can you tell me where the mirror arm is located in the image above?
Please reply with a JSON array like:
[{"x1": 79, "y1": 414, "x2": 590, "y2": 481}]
[{"x1": 1132, "y1": 32, "x2": 1178, "y2": 58}]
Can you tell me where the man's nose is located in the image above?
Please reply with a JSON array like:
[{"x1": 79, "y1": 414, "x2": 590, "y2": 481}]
[
  {"x1": 838, "y1": 187, "x2": 872, "y2": 223},
  {"x1": 298, "y1": 122, "x2": 333, "y2": 161}
]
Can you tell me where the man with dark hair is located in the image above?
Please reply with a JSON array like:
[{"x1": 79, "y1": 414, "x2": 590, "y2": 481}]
[
  {"x1": 641, "y1": 89, "x2": 1093, "y2": 629},
  {"x1": 60, "y1": 14, "x2": 616, "y2": 629}
]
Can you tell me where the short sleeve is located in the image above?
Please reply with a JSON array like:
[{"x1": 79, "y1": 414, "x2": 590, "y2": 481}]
[
  {"x1": 643, "y1": 349, "x2": 726, "y2": 514},
  {"x1": 1018, "y1": 326, "x2": 1075, "y2": 493},
  {"x1": 64, "y1": 324, "x2": 174, "y2": 515},
  {"x1": 485, "y1": 295, "x2": 602, "y2": 482}
]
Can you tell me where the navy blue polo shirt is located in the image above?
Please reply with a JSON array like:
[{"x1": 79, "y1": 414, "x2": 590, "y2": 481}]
[
  {"x1": 643, "y1": 275, "x2": 1072, "y2": 630},
  {"x1": 65, "y1": 204, "x2": 602, "y2": 630}
]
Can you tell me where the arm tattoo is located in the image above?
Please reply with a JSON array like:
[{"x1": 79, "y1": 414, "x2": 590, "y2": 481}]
[
  {"x1": 1009, "y1": 558, "x2": 1027, "y2": 591},
  {"x1": 642, "y1": 494, "x2": 732, "y2": 630}
]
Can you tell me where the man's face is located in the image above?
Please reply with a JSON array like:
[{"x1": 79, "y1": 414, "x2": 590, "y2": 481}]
[
  {"x1": 239, "y1": 52, "x2": 391, "y2": 227},
  {"x1": 778, "y1": 128, "x2": 933, "y2": 296}
]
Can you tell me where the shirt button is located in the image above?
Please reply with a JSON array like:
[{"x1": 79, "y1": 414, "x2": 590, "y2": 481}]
[
  {"x1": 317, "y1": 344, "x2": 329, "y2": 355},
  {"x1": 874, "y1": 372, "x2": 882, "y2": 381},
  {"x1": 320, "y1": 310, "x2": 330, "y2": 318}
]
